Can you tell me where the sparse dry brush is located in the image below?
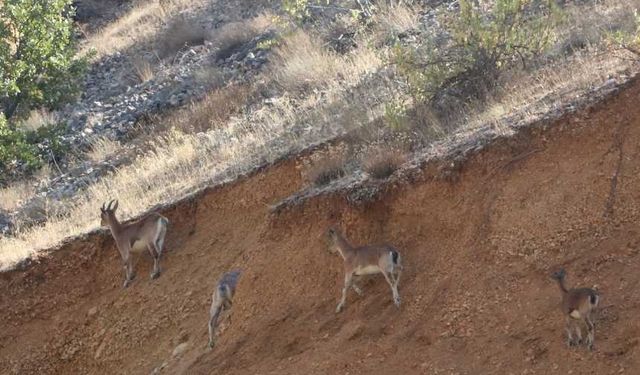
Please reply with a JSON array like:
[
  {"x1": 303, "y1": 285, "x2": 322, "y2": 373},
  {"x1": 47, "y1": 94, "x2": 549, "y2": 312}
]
[
  {"x1": 210, "y1": 14, "x2": 274, "y2": 60},
  {"x1": 361, "y1": 145, "x2": 407, "y2": 180},
  {"x1": 163, "y1": 85, "x2": 252, "y2": 133},
  {"x1": 302, "y1": 146, "x2": 349, "y2": 187},
  {"x1": 156, "y1": 16, "x2": 206, "y2": 59}
]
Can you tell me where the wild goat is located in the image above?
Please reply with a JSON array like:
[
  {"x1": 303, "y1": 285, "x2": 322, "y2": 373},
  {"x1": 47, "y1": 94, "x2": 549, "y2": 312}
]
[
  {"x1": 551, "y1": 268, "x2": 600, "y2": 350},
  {"x1": 208, "y1": 270, "x2": 241, "y2": 348},
  {"x1": 327, "y1": 227, "x2": 403, "y2": 313},
  {"x1": 100, "y1": 200, "x2": 169, "y2": 288}
]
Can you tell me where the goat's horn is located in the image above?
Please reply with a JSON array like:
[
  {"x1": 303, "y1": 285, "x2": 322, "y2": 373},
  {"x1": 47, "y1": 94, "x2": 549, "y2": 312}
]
[{"x1": 112, "y1": 200, "x2": 119, "y2": 211}]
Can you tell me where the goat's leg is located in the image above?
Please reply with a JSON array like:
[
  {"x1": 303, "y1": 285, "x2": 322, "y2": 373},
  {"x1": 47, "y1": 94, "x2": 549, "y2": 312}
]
[
  {"x1": 336, "y1": 273, "x2": 353, "y2": 313},
  {"x1": 352, "y1": 283, "x2": 363, "y2": 296},
  {"x1": 208, "y1": 306, "x2": 221, "y2": 348},
  {"x1": 565, "y1": 317, "x2": 576, "y2": 347},
  {"x1": 573, "y1": 319, "x2": 583, "y2": 346},
  {"x1": 394, "y1": 266, "x2": 402, "y2": 288},
  {"x1": 585, "y1": 315, "x2": 595, "y2": 350},
  {"x1": 147, "y1": 244, "x2": 161, "y2": 280},
  {"x1": 351, "y1": 276, "x2": 363, "y2": 296},
  {"x1": 382, "y1": 271, "x2": 400, "y2": 307},
  {"x1": 120, "y1": 245, "x2": 135, "y2": 288}
]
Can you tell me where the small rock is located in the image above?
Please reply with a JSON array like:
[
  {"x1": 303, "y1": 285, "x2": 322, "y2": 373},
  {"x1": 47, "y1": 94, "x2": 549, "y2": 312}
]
[
  {"x1": 172, "y1": 342, "x2": 188, "y2": 357},
  {"x1": 87, "y1": 306, "x2": 98, "y2": 317}
]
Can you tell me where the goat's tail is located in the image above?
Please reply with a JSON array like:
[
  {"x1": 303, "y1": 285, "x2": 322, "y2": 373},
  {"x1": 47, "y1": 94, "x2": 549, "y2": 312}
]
[{"x1": 390, "y1": 250, "x2": 403, "y2": 270}]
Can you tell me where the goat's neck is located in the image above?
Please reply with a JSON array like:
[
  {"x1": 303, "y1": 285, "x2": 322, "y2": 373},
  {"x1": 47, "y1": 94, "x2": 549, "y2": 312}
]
[
  {"x1": 333, "y1": 233, "x2": 354, "y2": 260},
  {"x1": 555, "y1": 278, "x2": 569, "y2": 295},
  {"x1": 107, "y1": 215, "x2": 123, "y2": 237}
]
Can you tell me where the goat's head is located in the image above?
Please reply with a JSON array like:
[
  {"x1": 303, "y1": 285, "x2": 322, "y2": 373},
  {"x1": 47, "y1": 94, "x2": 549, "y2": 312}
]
[
  {"x1": 324, "y1": 226, "x2": 341, "y2": 253},
  {"x1": 100, "y1": 199, "x2": 119, "y2": 226},
  {"x1": 551, "y1": 268, "x2": 566, "y2": 282}
]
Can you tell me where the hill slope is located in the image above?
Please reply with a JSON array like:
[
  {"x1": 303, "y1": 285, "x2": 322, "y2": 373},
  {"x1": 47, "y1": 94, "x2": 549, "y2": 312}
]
[{"x1": 2, "y1": 78, "x2": 640, "y2": 374}]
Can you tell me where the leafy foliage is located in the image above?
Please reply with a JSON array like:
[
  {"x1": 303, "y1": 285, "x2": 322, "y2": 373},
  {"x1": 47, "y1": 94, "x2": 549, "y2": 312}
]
[
  {"x1": 0, "y1": 0, "x2": 89, "y2": 120},
  {"x1": 393, "y1": 0, "x2": 561, "y2": 104},
  {"x1": 0, "y1": 113, "x2": 68, "y2": 183},
  {"x1": 606, "y1": 9, "x2": 640, "y2": 55}
]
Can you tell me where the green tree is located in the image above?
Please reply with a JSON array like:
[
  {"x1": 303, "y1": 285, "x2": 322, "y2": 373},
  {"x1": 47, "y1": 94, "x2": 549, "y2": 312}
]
[
  {"x1": 393, "y1": 0, "x2": 561, "y2": 103},
  {"x1": 0, "y1": 0, "x2": 87, "y2": 122}
]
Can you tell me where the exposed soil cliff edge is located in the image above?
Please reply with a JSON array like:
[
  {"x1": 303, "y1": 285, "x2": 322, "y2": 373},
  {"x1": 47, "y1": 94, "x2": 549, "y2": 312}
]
[{"x1": 2, "y1": 78, "x2": 640, "y2": 374}]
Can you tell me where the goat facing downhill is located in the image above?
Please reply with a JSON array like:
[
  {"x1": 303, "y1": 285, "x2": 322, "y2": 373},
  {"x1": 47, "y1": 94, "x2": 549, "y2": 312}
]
[
  {"x1": 551, "y1": 268, "x2": 600, "y2": 350},
  {"x1": 208, "y1": 270, "x2": 241, "y2": 348},
  {"x1": 326, "y1": 227, "x2": 403, "y2": 313},
  {"x1": 100, "y1": 200, "x2": 169, "y2": 288}
]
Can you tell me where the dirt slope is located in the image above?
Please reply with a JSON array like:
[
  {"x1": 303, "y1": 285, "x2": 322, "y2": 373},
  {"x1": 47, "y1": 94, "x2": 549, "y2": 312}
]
[{"x1": 3, "y1": 78, "x2": 640, "y2": 374}]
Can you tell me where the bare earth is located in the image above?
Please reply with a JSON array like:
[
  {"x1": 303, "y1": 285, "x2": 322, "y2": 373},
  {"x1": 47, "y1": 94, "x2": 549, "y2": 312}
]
[{"x1": 3, "y1": 78, "x2": 640, "y2": 374}]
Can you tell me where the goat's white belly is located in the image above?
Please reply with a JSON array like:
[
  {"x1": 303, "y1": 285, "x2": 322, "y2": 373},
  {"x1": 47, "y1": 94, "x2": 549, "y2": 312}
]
[
  {"x1": 130, "y1": 240, "x2": 147, "y2": 253},
  {"x1": 354, "y1": 265, "x2": 380, "y2": 276}
]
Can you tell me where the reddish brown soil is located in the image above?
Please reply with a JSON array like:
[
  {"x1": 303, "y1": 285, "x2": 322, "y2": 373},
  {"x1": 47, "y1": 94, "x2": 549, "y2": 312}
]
[{"x1": 3, "y1": 79, "x2": 640, "y2": 374}]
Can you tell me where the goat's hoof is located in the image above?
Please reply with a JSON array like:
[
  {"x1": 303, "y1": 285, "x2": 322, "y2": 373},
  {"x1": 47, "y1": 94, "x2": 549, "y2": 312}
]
[
  {"x1": 151, "y1": 271, "x2": 161, "y2": 280},
  {"x1": 208, "y1": 341, "x2": 215, "y2": 349},
  {"x1": 394, "y1": 298, "x2": 401, "y2": 307},
  {"x1": 123, "y1": 281, "x2": 131, "y2": 289},
  {"x1": 336, "y1": 305, "x2": 343, "y2": 313}
]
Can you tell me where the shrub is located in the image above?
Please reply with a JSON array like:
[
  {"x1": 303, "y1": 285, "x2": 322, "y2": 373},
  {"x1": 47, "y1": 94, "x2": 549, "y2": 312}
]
[
  {"x1": 0, "y1": 114, "x2": 68, "y2": 183},
  {"x1": 0, "y1": 0, "x2": 89, "y2": 120},
  {"x1": 361, "y1": 146, "x2": 406, "y2": 179},
  {"x1": 606, "y1": 9, "x2": 640, "y2": 55},
  {"x1": 393, "y1": 0, "x2": 561, "y2": 107},
  {"x1": 302, "y1": 147, "x2": 348, "y2": 187}
]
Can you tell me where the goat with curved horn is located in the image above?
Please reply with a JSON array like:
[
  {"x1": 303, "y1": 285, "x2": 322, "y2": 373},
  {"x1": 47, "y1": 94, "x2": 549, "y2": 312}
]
[{"x1": 100, "y1": 200, "x2": 169, "y2": 288}]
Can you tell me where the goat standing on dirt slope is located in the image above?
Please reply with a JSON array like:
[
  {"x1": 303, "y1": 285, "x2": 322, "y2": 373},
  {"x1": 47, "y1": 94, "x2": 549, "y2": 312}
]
[
  {"x1": 100, "y1": 200, "x2": 169, "y2": 288},
  {"x1": 551, "y1": 268, "x2": 600, "y2": 350},
  {"x1": 326, "y1": 227, "x2": 403, "y2": 313},
  {"x1": 209, "y1": 270, "x2": 241, "y2": 348}
]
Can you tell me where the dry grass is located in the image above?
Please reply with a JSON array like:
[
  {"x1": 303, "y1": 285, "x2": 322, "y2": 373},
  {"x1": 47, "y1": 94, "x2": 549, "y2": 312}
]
[
  {"x1": 361, "y1": 146, "x2": 407, "y2": 179},
  {"x1": 0, "y1": 80, "x2": 383, "y2": 269},
  {"x1": 2, "y1": 1, "x2": 637, "y2": 271},
  {"x1": 85, "y1": 137, "x2": 123, "y2": 163},
  {"x1": 156, "y1": 16, "x2": 207, "y2": 59},
  {"x1": 373, "y1": 4, "x2": 419, "y2": 44},
  {"x1": 210, "y1": 14, "x2": 274, "y2": 60},
  {"x1": 162, "y1": 85, "x2": 251, "y2": 133},
  {"x1": 81, "y1": 1, "x2": 165, "y2": 58},
  {"x1": 0, "y1": 181, "x2": 36, "y2": 212},
  {"x1": 131, "y1": 56, "x2": 155, "y2": 83},
  {"x1": 271, "y1": 30, "x2": 381, "y2": 92},
  {"x1": 20, "y1": 109, "x2": 59, "y2": 131}
]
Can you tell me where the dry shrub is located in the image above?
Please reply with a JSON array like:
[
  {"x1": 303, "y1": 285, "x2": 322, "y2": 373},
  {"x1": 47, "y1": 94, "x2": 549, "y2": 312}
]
[
  {"x1": 131, "y1": 56, "x2": 154, "y2": 83},
  {"x1": 271, "y1": 30, "x2": 380, "y2": 92},
  {"x1": 20, "y1": 109, "x2": 59, "y2": 131},
  {"x1": 0, "y1": 181, "x2": 36, "y2": 212},
  {"x1": 86, "y1": 137, "x2": 122, "y2": 163},
  {"x1": 374, "y1": 4, "x2": 419, "y2": 44},
  {"x1": 271, "y1": 31, "x2": 342, "y2": 92},
  {"x1": 210, "y1": 14, "x2": 273, "y2": 60},
  {"x1": 163, "y1": 85, "x2": 251, "y2": 133},
  {"x1": 302, "y1": 146, "x2": 349, "y2": 187},
  {"x1": 156, "y1": 16, "x2": 206, "y2": 59},
  {"x1": 361, "y1": 146, "x2": 407, "y2": 179}
]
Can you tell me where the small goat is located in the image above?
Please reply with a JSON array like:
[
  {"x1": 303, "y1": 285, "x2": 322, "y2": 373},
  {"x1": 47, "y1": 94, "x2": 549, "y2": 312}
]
[
  {"x1": 100, "y1": 200, "x2": 169, "y2": 288},
  {"x1": 551, "y1": 268, "x2": 600, "y2": 350},
  {"x1": 327, "y1": 227, "x2": 403, "y2": 313},
  {"x1": 208, "y1": 270, "x2": 241, "y2": 348}
]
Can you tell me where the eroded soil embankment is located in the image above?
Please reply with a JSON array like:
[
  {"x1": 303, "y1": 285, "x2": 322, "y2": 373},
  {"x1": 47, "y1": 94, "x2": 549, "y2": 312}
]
[{"x1": 3, "y1": 78, "x2": 640, "y2": 374}]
